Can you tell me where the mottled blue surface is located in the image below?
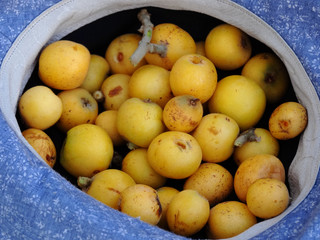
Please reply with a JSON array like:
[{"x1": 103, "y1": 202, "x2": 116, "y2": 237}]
[{"x1": 1, "y1": 0, "x2": 320, "y2": 239}]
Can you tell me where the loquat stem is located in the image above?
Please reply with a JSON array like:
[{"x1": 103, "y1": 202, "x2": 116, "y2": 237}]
[
  {"x1": 130, "y1": 9, "x2": 167, "y2": 67},
  {"x1": 234, "y1": 128, "x2": 261, "y2": 147},
  {"x1": 77, "y1": 176, "x2": 92, "y2": 190},
  {"x1": 92, "y1": 90, "x2": 104, "y2": 102},
  {"x1": 127, "y1": 142, "x2": 139, "y2": 150}
]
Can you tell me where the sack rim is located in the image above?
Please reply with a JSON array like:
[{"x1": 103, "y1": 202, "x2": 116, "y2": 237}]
[{"x1": 0, "y1": 0, "x2": 319, "y2": 239}]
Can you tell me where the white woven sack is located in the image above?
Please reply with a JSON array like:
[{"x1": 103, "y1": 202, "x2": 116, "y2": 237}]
[{"x1": 1, "y1": 0, "x2": 320, "y2": 239}]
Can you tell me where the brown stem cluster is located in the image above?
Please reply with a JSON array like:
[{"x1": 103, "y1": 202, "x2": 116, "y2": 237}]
[
  {"x1": 130, "y1": 9, "x2": 167, "y2": 66},
  {"x1": 234, "y1": 128, "x2": 261, "y2": 147}
]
